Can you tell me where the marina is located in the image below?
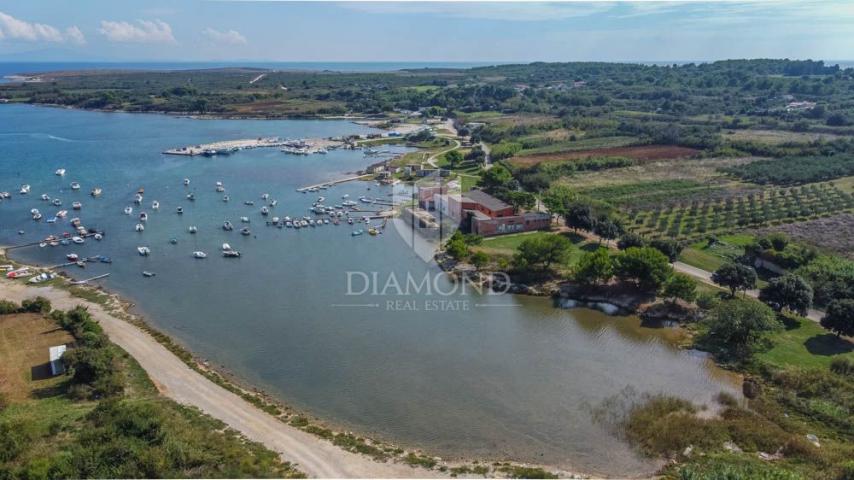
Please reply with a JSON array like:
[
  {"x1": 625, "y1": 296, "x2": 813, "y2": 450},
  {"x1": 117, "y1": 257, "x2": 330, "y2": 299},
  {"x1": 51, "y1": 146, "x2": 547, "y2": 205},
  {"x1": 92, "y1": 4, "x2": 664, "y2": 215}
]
[{"x1": 163, "y1": 136, "x2": 345, "y2": 157}]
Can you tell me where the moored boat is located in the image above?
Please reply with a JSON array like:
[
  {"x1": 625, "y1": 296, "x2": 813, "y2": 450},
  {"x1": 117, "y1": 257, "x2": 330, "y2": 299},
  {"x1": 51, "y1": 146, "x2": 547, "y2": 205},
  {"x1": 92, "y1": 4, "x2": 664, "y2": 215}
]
[
  {"x1": 90, "y1": 187, "x2": 102, "y2": 197},
  {"x1": 193, "y1": 251, "x2": 207, "y2": 259},
  {"x1": 19, "y1": 184, "x2": 30, "y2": 194},
  {"x1": 137, "y1": 246, "x2": 150, "y2": 256},
  {"x1": 72, "y1": 201, "x2": 82, "y2": 210},
  {"x1": 55, "y1": 168, "x2": 66, "y2": 176},
  {"x1": 124, "y1": 206, "x2": 133, "y2": 215},
  {"x1": 70, "y1": 181, "x2": 81, "y2": 190}
]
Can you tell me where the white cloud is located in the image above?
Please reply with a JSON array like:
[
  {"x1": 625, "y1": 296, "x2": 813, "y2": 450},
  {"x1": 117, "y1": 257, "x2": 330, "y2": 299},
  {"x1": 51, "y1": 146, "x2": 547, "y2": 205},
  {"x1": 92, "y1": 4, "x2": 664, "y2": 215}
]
[
  {"x1": 98, "y1": 19, "x2": 176, "y2": 44},
  {"x1": 0, "y1": 11, "x2": 83, "y2": 43},
  {"x1": 202, "y1": 27, "x2": 247, "y2": 45}
]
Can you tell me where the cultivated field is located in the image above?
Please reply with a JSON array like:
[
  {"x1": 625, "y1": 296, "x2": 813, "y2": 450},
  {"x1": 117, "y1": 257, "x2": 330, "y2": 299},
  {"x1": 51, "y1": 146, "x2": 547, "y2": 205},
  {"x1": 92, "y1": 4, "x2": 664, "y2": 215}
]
[
  {"x1": 753, "y1": 212, "x2": 854, "y2": 258},
  {"x1": 510, "y1": 144, "x2": 699, "y2": 167}
]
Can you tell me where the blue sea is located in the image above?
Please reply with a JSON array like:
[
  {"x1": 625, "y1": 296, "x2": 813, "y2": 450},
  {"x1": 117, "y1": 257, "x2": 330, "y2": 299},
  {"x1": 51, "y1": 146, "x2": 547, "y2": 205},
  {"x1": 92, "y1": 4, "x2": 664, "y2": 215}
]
[{"x1": 0, "y1": 104, "x2": 739, "y2": 475}]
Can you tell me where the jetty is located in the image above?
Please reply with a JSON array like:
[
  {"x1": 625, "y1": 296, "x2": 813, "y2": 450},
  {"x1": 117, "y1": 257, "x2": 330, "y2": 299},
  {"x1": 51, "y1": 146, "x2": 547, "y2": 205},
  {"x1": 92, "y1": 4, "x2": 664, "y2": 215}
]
[
  {"x1": 297, "y1": 174, "x2": 373, "y2": 193},
  {"x1": 163, "y1": 137, "x2": 289, "y2": 156},
  {"x1": 70, "y1": 273, "x2": 110, "y2": 285}
]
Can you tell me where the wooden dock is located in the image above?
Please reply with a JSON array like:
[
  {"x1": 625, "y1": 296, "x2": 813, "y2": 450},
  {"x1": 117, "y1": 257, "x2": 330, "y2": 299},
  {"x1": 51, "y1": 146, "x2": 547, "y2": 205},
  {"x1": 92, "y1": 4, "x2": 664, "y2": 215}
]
[{"x1": 296, "y1": 174, "x2": 372, "y2": 193}]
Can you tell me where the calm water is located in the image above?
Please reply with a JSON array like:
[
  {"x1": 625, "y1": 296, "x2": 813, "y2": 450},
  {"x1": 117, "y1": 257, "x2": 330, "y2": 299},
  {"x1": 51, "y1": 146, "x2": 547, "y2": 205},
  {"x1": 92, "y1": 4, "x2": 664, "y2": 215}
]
[{"x1": 0, "y1": 104, "x2": 739, "y2": 476}]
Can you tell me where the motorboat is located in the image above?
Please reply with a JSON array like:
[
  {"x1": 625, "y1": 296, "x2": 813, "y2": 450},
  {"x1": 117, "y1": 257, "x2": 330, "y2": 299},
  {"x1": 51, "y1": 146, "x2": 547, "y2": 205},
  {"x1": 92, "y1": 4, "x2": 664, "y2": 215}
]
[
  {"x1": 20, "y1": 184, "x2": 30, "y2": 194},
  {"x1": 223, "y1": 195, "x2": 230, "y2": 202},
  {"x1": 134, "y1": 193, "x2": 143, "y2": 204},
  {"x1": 72, "y1": 201, "x2": 82, "y2": 210},
  {"x1": 368, "y1": 227, "x2": 379, "y2": 236},
  {"x1": 188, "y1": 226, "x2": 198, "y2": 234},
  {"x1": 176, "y1": 206, "x2": 184, "y2": 214},
  {"x1": 347, "y1": 218, "x2": 354, "y2": 225},
  {"x1": 192, "y1": 251, "x2": 207, "y2": 259},
  {"x1": 56, "y1": 210, "x2": 68, "y2": 218},
  {"x1": 7, "y1": 268, "x2": 31, "y2": 279},
  {"x1": 240, "y1": 216, "x2": 250, "y2": 223},
  {"x1": 183, "y1": 178, "x2": 190, "y2": 186},
  {"x1": 94, "y1": 234, "x2": 103, "y2": 241},
  {"x1": 223, "y1": 250, "x2": 240, "y2": 258},
  {"x1": 52, "y1": 198, "x2": 62, "y2": 206},
  {"x1": 260, "y1": 206, "x2": 269, "y2": 216},
  {"x1": 137, "y1": 246, "x2": 150, "y2": 256},
  {"x1": 223, "y1": 221, "x2": 234, "y2": 231},
  {"x1": 270, "y1": 199, "x2": 278, "y2": 207},
  {"x1": 30, "y1": 208, "x2": 40, "y2": 215},
  {"x1": 29, "y1": 272, "x2": 56, "y2": 284},
  {"x1": 90, "y1": 188, "x2": 102, "y2": 197},
  {"x1": 152, "y1": 201, "x2": 160, "y2": 210},
  {"x1": 100, "y1": 256, "x2": 111, "y2": 263},
  {"x1": 0, "y1": 192, "x2": 10, "y2": 199},
  {"x1": 124, "y1": 206, "x2": 133, "y2": 215},
  {"x1": 222, "y1": 243, "x2": 232, "y2": 251},
  {"x1": 215, "y1": 181, "x2": 223, "y2": 188},
  {"x1": 186, "y1": 193, "x2": 195, "y2": 201},
  {"x1": 72, "y1": 236, "x2": 84, "y2": 244},
  {"x1": 46, "y1": 217, "x2": 57, "y2": 224},
  {"x1": 135, "y1": 223, "x2": 145, "y2": 232},
  {"x1": 31, "y1": 211, "x2": 42, "y2": 221},
  {"x1": 143, "y1": 271, "x2": 156, "y2": 277},
  {"x1": 41, "y1": 194, "x2": 50, "y2": 201},
  {"x1": 261, "y1": 193, "x2": 270, "y2": 200},
  {"x1": 67, "y1": 253, "x2": 79, "y2": 261},
  {"x1": 139, "y1": 212, "x2": 148, "y2": 222},
  {"x1": 70, "y1": 182, "x2": 81, "y2": 190},
  {"x1": 55, "y1": 168, "x2": 66, "y2": 176},
  {"x1": 240, "y1": 227, "x2": 251, "y2": 236},
  {"x1": 244, "y1": 201, "x2": 255, "y2": 206},
  {"x1": 351, "y1": 229, "x2": 364, "y2": 236},
  {"x1": 169, "y1": 238, "x2": 178, "y2": 245},
  {"x1": 216, "y1": 186, "x2": 225, "y2": 193}
]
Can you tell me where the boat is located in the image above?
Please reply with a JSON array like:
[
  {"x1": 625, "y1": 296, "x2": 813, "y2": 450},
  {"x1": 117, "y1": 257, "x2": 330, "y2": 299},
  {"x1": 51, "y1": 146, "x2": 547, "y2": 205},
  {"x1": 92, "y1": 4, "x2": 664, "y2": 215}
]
[
  {"x1": 66, "y1": 253, "x2": 79, "y2": 261},
  {"x1": 152, "y1": 201, "x2": 160, "y2": 210},
  {"x1": 139, "y1": 212, "x2": 148, "y2": 222},
  {"x1": 100, "y1": 256, "x2": 111, "y2": 263},
  {"x1": 347, "y1": 218, "x2": 354, "y2": 224},
  {"x1": 223, "y1": 250, "x2": 241, "y2": 258},
  {"x1": 90, "y1": 188, "x2": 102, "y2": 197},
  {"x1": 351, "y1": 229, "x2": 364, "y2": 236},
  {"x1": 143, "y1": 271, "x2": 156, "y2": 277},
  {"x1": 94, "y1": 233, "x2": 103, "y2": 241},
  {"x1": 55, "y1": 168, "x2": 66, "y2": 176},
  {"x1": 176, "y1": 206, "x2": 184, "y2": 214},
  {"x1": 240, "y1": 227, "x2": 251, "y2": 236},
  {"x1": 41, "y1": 193, "x2": 50, "y2": 201},
  {"x1": 56, "y1": 210, "x2": 67, "y2": 218},
  {"x1": 169, "y1": 238, "x2": 178, "y2": 245},
  {"x1": 186, "y1": 193, "x2": 195, "y2": 201},
  {"x1": 7, "y1": 268, "x2": 31, "y2": 279},
  {"x1": 240, "y1": 216, "x2": 250, "y2": 223},
  {"x1": 70, "y1": 182, "x2": 81, "y2": 190},
  {"x1": 135, "y1": 223, "x2": 145, "y2": 232},
  {"x1": 76, "y1": 261, "x2": 86, "y2": 268},
  {"x1": 188, "y1": 226, "x2": 198, "y2": 234},
  {"x1": 222, "y1": 243, "x2": 232, "y2": 251},
  {"x1": 260, "y1": 206, "x2": 269, "y2": 216},
  {"x1": 223, "y1": 195, "x2": 230, "y2": 202},
  {"x1": 368, "y1": 227, "x2": 379, "y2": 236},
  {"x1": 342, "y1": 194, "x2": 349, "y2": 198},
  {"x1": 216, "y1": 186, "x2": 225, "y2": 193},
  {"x1": 137, "y1": 246, "x2": 150, "y2": 256},
  {"x1": 72, "y1": 201, "x2": 82, "y2": 210},
  {"x1": 19, "y1": 184, "x2": 30, "y2": 194},
  {"x1": 215, "y1": 181, "x2": 223, "y2": 188},
  {"x1": 124, "y1": 206, "x2": 133, "y2": 215},
  {"x1": 192, "y1": 251, "x2": 207, "y2": 259},
  {"x1": 223, "y1": 221, "x2": 234, "y2": 231},
  {"x1": 134, "y1": 193, "x2": 143, "y2": 204},
  {"x1": 137, "y1": 187, "x2": 145, "y2": 195},
  {"x1": 52, "y1": 198, "x2": 62, "y2": 206},
  {"x1": 270, "y1": 199, "x2": 278, "y2": 207},
  {"x1": 183, "y1": 178, "x2": 190, "y2": 186},
  {"x1": 244, "y1": 201, "x2": 255, "y2": 206},
  {"x1": 29, "y1": 272, "x2": 56, "y2": 284},
  {"x1": 46, "y1": 217, "x2": 57, "y2": 223},
  {"x1": 32, "y1": 212, "x2": 42, "y2": 221},
  {"x1": 0, "y1": 192, "x2": 10, "y2": 199},
  {"x1": 261, "y1": 193, "x2": 270, "y2": 200},
  {"x1": 72, "y1": 236, "x2": 84, "y2": 244}
]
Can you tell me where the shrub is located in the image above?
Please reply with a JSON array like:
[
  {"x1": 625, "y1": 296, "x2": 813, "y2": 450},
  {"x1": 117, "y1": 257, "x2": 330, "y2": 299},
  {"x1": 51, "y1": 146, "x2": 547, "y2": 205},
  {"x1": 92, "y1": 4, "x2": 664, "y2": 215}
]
[
  {"x1": 830, "y1": 358, "x2": 854, "y2": 377},
  {"x1": 0, "y1": 300, "x2": 19, "y2": 315},
  {"x1": 700, "y1": 298, "x2": 781, "y2": 360},
  {"x1": 20, "y1": 296, "x2": 52, "y2": 314}
]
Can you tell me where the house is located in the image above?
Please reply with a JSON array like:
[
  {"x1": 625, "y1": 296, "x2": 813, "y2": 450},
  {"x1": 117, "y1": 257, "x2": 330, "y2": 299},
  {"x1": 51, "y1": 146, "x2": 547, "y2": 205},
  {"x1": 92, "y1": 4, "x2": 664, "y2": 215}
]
[
  {"x1": 49, "y1": 345, "x2": 67, "y2": 376},
  {"x1": 425, "y1": 188, "x2": 550, "y2": 237}
]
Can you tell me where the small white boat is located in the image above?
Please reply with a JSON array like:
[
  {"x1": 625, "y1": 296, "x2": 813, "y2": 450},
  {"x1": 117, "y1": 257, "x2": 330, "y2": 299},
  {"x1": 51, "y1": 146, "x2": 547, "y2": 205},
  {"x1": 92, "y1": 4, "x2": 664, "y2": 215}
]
[
  {"x1": 260, "y1": 206, "x2": 269, "y2": 216},
  {"x1": 188, "y1": 226, "x2": 198, "y2": 234},
  {"x1": 55, "y1": 168, "x2": 66, "y2": 176},
  {"x1": 261, "y1": 193, "x2": 270, "y2": 200},
  {"x1": 52, "y1": 198, "x2": 62, "y2": 206},
  {"x1": 240, "y1": 227, "x2": 251, "y2": 236},
  {"x1": 134, "y1": 193, "x2": 143, "y2": 204},
  {"x1": 223, "y1": 250, "x2": 241, "y2": 258},
  {"x1": 152, "y1": 201, "x2": 160, "y2": 210},
  {"x1": 94, "y1": 233, "x2": 103, "y2": 241},
  {"x1": 223, "y1": 195, "x2": 230, "y2": 202},
  {"x1": 139, "y1": 212, "x2": 148, "y2": 222},
  {"x1": 0, "y1": 192, "x2": 10, "y2": 199},
  {"x1": 270, "y1": 199, "x2": 278, "y2": 207},
  {"x1": 240, "y1": 216, "x2": 250, "y2": 223},
  {"x1": 71, "y1": 236, "x2": 84, "y2": 244},
  {"x1": 176, "y1": 206, "x2": 184, "y2": 214},
  {"x1": 90, "y1": 188, "x2": 102, "y2": 197},
  {"x1": 143, "y1": 271, "x2": 156, "y2": 278},
  {"x1": 137, "y1": 246, "x2": 150, "y2": 256},
  {"x1": 222, "y1": 242, "x2": 232, "y2": 251},
  {"x1": 186, "y1": 193, "x2": 195, "y2": 201},
  {"x1": 124, "y1": 206, "x2": 133, "y2": 215},
  {"x1": 193, "y1": 251, "x2": 207, "y2": 259},
  {"x1": 29, "y1": 272, "x2": 56, "y2": 284},
  {"x1": 70, "y1": 182, "x2": 81, "y2": 190},
  {"x1": 223, "y1": 221, "x2": 234, "y2": 231},
  {"x1": 215, "y1": 181, "x2": 223, "y2": 188},
  {"x1": 30, "y1": 208, "x2": 40, "y2": 215},
  {"x1": 72, "y1": 201, "x2": 82, "y2": 210},
  {"x1": 32, "y1": 212, "x2": 42, "y2": 221},
  {"x1": 55, "y1": 210, "x2": 68, "y2": 218},
  {"x1": 183, "y1": 178, "x2": 191, "y2": 186},
  {"x1": 6, "y1": 268, "x2": 31, "y2": 279},
  {"x1": 67, "y1": 253, "x2": 79, "y2": 261},
  {"x1": 135, "y1": 223, "x2": 145, "y2": 232},
  {"x1": 41, "y1": 193, "x2": 50, "y2": 201},
  {"x1": 216, "y1": 185, "x2": 225, "y2": 192},
  {"x1": 20, "y1": 184, "x2": 30, "y2": 194}
]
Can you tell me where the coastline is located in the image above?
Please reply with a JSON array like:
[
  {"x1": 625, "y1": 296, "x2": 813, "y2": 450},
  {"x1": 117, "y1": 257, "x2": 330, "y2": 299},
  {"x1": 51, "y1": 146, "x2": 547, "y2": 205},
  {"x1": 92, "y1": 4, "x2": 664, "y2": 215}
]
[{"x1": 0, "y1": 248, "x2": 596, "y2": 479}]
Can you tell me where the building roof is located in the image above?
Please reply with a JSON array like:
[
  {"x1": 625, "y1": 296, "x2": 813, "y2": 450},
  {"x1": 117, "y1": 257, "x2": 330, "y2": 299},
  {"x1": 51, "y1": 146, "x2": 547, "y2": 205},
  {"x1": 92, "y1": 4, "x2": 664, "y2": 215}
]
[{"x1": 462, "y1": 189, "x2": 511, "y2": 212}]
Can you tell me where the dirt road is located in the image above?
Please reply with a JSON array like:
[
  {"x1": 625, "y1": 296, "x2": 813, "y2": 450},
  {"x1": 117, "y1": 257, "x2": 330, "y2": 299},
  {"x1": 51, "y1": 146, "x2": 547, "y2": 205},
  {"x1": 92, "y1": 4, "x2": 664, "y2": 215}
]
[{"x1": 0, "y1": 278, "x2": 436, "y2": 478}]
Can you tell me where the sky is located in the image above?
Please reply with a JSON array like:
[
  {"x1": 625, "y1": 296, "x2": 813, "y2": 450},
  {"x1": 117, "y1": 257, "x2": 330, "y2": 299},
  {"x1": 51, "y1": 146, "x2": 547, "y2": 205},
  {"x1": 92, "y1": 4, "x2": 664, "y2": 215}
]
[{"x1": 0, "y1": 1, "x2": 853, "y2": 63}]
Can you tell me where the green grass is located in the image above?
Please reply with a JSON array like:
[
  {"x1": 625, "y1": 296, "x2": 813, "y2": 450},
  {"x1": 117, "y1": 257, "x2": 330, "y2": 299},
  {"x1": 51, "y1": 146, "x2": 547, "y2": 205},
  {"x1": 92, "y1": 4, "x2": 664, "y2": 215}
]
[
  {"x1": 473, "y1": 230, "x2": 590, "y2": 269},
  {"x1": 758, "y1": 316, "x2": 854, "y2": 369},
  {"x1": 517, "y1": 135, "x2": 637, "y2": 156},
  {"x1": 679, "y1": 234, "x2": 756, "y2": 272}
]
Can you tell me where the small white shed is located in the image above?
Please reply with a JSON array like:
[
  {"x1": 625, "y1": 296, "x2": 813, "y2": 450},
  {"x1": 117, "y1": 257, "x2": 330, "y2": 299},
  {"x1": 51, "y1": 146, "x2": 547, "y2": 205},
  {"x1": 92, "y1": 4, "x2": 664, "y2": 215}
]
[{"x1": 49, "y1": 345, "x2": 67, "y2": 376}]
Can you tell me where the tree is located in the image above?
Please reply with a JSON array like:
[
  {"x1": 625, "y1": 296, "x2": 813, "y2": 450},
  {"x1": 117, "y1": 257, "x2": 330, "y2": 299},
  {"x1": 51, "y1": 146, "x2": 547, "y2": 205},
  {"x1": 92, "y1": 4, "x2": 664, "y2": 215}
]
[
  {"x1": 444, "y1": 149, "x2": 463, "y2": 168},
  {"x1": 758, "y1": 274, "x2": 813, "y2": 316},
  {"x1": 21, "y1": 296, "x2": 52, "y2": 314},
  {"x1": 593, "y1": 216, "x2": 623, "y2": 245},
  {"x1": 617, "y1": 232, "x2": 646, "y2": 250},
  {"x1": 615, "y1": 247, "x2": 673, "y2": 292},
  {"x1": 712, "y1": 263, "x2": 757, "y2": 298},
  {"x1": 479, "y1": 164, "x2": 513, "y2": 193},
  {"x1": 541, "y1": 185, "x2": 576, "y2": 217},
  {"x1": 505, "y1": 191, "x2": 536, "y2": 213},
  {"x1": 821, "y1": 299, "x2": 854, "y2": 338},
  {"x1": 471, "y1": 251, "x2": 489, "y2": 268},
  {"x1": 445, "y1": 232, "x2": 469, "y2": 260},
  {"x1": 662, "y1": 273, "x2": 698, "y2": 304},
  {"x1": 513, "y1": 234, "x2": 572, "y2": 274},
  {"x1": 565, "y1": 202, "x2": 594, "y2": 232},
  {"x1": 649, "y1": 239, "x2": 683, "y2": 262},
  {"x1": 574, "y1": 247, "x2": 614, "y2": 287},
  {"x1": 702, "y1": 298, "x2": 781, "y2": 359}
]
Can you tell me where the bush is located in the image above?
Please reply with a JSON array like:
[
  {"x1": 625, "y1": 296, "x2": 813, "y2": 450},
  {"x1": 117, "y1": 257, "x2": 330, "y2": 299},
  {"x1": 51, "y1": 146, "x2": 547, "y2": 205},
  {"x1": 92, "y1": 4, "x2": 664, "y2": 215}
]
[
  {"x1": 617, "y1": 232, "x2": 646, "y2": 250},
  {"x1": 615, "y1": 247, "x2": 673, "y2": 292},
  {"x1": 0, "y1": 300, "x2": 19, "y2": 315},
  {"x1": 830, "y1": 358, "x2": 854, "y2": 377},
  {"x1": 20, "y1": 296, "x2": 52, "y2": 314},
  {"x1": 700, "y1": 298, "x2": 781, "y2": 360}
]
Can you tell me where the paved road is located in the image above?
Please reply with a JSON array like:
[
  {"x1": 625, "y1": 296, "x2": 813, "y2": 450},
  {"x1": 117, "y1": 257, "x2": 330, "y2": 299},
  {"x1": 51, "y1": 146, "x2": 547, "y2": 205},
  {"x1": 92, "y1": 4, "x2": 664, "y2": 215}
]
[
  {"x1": 0, "y1": 278, "x2": 436, "y2": 479},
  {"x1": 426, "y1": 137, "x2": 461, "y2": 168}
]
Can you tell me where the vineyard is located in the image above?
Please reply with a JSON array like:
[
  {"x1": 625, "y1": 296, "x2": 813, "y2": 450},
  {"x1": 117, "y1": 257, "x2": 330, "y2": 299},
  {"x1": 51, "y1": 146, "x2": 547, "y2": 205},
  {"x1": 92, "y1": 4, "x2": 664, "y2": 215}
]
[{"x1": 624, "y1": 182, "x2": 854, "y2": 241}]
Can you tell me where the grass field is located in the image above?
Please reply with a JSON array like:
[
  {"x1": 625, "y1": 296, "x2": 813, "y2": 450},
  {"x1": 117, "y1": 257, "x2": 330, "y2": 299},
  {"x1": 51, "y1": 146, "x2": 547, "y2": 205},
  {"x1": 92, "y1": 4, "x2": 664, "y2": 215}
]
[
  {"x1": 0, "y1": 313, "x2": 74, "y2": 402},
  {"x1": 472, "y1": 230, "x2": 593, "y2": 270},
  {"x1": 723, "y1": 129, "x2": 844, "y2": 145},
  {"x1": 678, "y1": 234, "x2": 756, "y2": 272},
  {"x1": 758, "y1": 316, "x2": 854, "y2": 369}
]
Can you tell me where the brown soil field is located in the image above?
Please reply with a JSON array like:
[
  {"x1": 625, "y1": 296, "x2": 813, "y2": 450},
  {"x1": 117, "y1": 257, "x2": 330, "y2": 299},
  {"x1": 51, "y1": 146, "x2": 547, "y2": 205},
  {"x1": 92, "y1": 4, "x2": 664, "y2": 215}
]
[
  {"x1": 753, "y1": 213, "x2": 854, "y2": 259},
  {"x1": 510, "y1": 144, "x2": 699, "y2": 167}
]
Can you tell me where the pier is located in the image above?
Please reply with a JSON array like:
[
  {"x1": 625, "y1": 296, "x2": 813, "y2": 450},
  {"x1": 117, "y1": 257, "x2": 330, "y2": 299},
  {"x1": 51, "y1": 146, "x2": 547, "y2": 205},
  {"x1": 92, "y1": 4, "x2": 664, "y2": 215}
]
[
  {"x1": 163, "y1": 137, "x2": 289, "y2": 156},
  {"x1": 296, "y1": 174, "x2": 373, "y2": 193}
]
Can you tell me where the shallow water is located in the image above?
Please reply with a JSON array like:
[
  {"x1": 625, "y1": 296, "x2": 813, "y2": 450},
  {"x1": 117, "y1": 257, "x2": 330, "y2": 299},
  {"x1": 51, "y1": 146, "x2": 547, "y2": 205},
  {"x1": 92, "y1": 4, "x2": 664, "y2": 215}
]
[{"x1": 0, "y1": 105, "x2": 740, "y2": 476}]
